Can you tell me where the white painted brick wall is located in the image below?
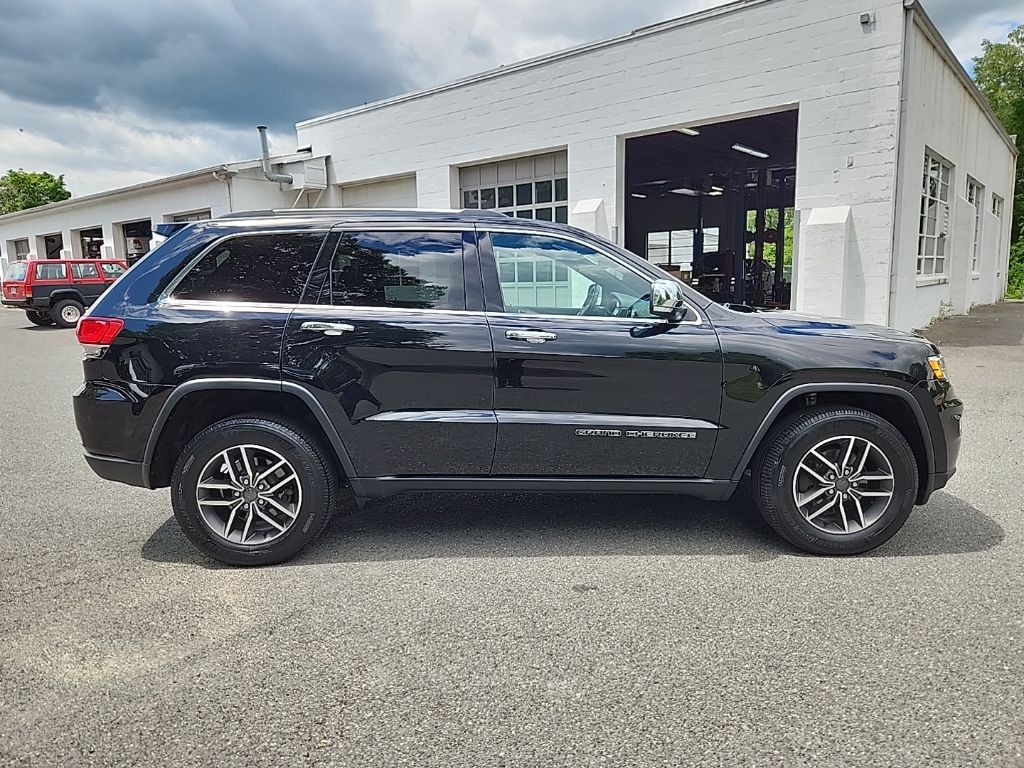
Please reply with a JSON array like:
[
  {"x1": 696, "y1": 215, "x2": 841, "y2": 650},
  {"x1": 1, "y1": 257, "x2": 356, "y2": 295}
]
[
  {"x1": 298, "y1": 0, "x2": 908, "y2": 325},
  {"x1": 890, "y1": 15, "x2": 1018, "y2": 330}
]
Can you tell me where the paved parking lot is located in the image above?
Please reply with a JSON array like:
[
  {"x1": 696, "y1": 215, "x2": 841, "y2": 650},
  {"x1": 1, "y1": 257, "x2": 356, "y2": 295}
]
[{"x1": 1, "y1": 304, "x2": 1022, "y2": 767}]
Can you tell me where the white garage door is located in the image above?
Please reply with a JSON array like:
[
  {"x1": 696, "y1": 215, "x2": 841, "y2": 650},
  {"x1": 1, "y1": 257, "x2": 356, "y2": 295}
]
[
  {"x1": 341, "y1": 176, "x2": 418, "y2": 208},
  {"x1": 459, "y1": 151, "x2": 568, "y2": 223}
]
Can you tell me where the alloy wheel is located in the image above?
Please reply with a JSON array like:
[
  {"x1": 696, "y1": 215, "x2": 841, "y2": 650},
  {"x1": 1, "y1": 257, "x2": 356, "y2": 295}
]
[
  {"x1": 791, "y1": 435, "x2": 895, "y2": 535},
  {"x1": 195, "y1": 444, "x2": 303, "y2": 545}
]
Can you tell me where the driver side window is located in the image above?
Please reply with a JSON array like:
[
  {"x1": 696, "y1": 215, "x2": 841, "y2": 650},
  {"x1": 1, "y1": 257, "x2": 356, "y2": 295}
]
[{"x1": 490, "y1": 233, "x2": 655, "y2": 318}]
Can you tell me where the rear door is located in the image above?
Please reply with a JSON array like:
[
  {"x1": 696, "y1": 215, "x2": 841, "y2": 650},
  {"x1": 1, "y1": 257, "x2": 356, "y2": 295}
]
[
  {"x1": 29, "y1": 261, "x2": 71, "y2": 307},
  {"x1": 70, "y1": 261, "x2": 106, "y2": 305},
  {"x1": 480, "y1": 228, "x2": 723, "y2": 478},
  {"x1": 282, "y1": 226, "x2": 495, "y2": 478}
]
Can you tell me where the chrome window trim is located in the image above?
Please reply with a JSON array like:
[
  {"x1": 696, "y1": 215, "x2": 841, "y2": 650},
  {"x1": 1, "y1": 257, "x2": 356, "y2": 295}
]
[
  {"x1": 158, "y1": 228, "x2": 334, "y2": 304},
  {"x1": 156, "y1": 222, "x2": 705, "y2": 327}
]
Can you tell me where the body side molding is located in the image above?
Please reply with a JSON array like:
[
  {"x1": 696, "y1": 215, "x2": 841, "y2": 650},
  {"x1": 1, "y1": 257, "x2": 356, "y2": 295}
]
[{"x1": 350, "y1": 476, "x2": 736, "y2": 501}]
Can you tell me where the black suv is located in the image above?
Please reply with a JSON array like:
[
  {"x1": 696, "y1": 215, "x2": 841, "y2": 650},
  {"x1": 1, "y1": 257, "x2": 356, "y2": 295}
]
[{"x1": 73, "y1": 209, "x2": 962, "y2": 565}]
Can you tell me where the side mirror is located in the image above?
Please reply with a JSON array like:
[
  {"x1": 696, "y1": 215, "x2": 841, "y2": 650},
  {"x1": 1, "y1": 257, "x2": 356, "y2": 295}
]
[{"x1": 650, "y1": 279, "x2": 688, "y2": 322}]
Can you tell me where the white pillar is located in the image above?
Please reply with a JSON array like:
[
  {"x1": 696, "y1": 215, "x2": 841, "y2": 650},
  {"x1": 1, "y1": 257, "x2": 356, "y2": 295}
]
[
  {"x1": 416, "y1": 166, "x2": 457, "y2": 209},
  {"x1": 795, "y1": 206, "x2": 852, "y2": 318}
]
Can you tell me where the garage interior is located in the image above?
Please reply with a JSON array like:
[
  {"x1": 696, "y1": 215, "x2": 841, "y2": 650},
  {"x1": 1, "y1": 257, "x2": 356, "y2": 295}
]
[{"x1": 624, "y1": 109, "x2": 798, "y2": 308}]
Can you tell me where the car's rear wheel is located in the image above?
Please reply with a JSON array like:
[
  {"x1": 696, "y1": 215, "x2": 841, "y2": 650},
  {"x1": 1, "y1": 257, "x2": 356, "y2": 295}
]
[
  {"x1": 753, "y1": 406, "x2": 919, "y2": 555},
  {"x1": 25, "y1": 310, "x2": 53, "y2": 326},
  {"x1": 171, "y1": 415, "x2": 338, "y2": 566},
  {"x1": 51, "y1": 299, "x2": 84, "y2": 328}
]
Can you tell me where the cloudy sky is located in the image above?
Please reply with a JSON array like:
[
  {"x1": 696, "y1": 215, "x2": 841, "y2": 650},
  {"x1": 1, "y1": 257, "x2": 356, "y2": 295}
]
[{"x1": 1, "y1": 0, "x2": 1020, "y2": 197}]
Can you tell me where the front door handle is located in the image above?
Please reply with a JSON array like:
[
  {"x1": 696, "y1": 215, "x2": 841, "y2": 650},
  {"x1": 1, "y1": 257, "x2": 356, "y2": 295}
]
[
  {"x1": 505, "y1": 329, "x2": 557, "y2": 344},
  {"x1": 301, "y1": 321, "x2": 355, "y2": 336}
]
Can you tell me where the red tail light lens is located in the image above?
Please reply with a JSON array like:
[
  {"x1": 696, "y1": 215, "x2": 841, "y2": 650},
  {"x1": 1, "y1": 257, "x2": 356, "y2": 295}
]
[{"x1": 76, "y1": 317, "x2": 124, "y2": 345}]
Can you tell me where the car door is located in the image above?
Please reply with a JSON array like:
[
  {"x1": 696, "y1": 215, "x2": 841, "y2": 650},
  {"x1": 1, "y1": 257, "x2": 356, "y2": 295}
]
[
  {"x1": 70, "y1": 261, "x2": 106, "y2": 305},
  {"x1": 480, "y1": 228, "x2": 723, "y2": 477},
  {"x1": 282, "y1": 226, "x2": 495, "y2": 479}
]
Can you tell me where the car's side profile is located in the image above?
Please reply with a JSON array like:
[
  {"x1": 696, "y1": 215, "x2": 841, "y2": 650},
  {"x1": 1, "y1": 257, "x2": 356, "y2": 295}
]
[
  {"x1": 73, "y1": 210, "x2": 962, "y2": 565},
  {"x1": 2, "y1": 258, "x2": 128, "y2": 327}
]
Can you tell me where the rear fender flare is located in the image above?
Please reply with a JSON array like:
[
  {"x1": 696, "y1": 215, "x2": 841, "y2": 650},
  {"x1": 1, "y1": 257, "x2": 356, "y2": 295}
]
[{"x1": 142, "y1": 377, "x2": 357, "y2": 487}]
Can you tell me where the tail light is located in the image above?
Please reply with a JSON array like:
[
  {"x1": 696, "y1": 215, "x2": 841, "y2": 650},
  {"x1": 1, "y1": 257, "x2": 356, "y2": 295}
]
[{"x1": 76, "y1": 318, "x2": 124, "y2": 358}]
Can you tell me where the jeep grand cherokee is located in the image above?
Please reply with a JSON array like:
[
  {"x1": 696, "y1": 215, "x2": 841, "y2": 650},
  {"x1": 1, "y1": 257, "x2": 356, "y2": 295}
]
[{"x1": 72, "y1": 209, "x2": 962, "y2": 565}]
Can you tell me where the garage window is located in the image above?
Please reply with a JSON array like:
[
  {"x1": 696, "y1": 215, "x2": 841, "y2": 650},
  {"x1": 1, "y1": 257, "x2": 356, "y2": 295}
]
[
  {"x1": 12, "y1": 239, "x2": 29, "y2": 260},
  {"x1": 460, "y1": 152, "x2": 569, "y2": 223},
  {"x1": 917, "y1": 150, "x2": 951, "y2": 277}
]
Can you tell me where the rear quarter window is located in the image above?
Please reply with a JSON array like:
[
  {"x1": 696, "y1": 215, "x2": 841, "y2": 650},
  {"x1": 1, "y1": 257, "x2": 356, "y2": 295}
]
[{"x1": 170, "y1": 232, "x2": 326, "y2": 304}]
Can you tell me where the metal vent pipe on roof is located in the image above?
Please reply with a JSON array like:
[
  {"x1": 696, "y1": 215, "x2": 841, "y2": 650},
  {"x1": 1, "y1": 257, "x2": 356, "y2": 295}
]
[{"x1": 256, "y1": 125, "x2": 293, "y2": 184}]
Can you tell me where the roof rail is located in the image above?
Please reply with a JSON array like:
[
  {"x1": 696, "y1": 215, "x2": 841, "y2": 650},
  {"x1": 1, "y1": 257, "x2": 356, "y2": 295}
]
[{"x1": 217, "y1": 207, "x2": 513, "y2": 220}]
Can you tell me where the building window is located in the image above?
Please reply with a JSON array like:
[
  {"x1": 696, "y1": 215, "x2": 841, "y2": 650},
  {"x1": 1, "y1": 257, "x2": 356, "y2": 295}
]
[
  {"x1": 172, "y1": 210, "x2": 212, "y2": 223},
  {"x1": 917, "y1": 151, "x2": 952, "y2": 277},
  {"x1": 992, "y1": 194, "x2": 1004, "y2": 219},
  {"x1": 645, "y1": 228, "x2": 719, "y2": 273},
  {"x1": 966, "y1": 178, "x2": 984, "y2": 273},
  {"x1": 12, "y1": 239, "x2": 30, "y2": 260},
  {"x1": 460, "y1": 152, "x2": 569, "y2": 223}
]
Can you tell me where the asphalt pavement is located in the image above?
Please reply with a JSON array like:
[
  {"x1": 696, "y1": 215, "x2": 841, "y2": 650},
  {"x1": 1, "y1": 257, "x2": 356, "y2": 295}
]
[{"x1": 0, "y1": 304, "x2": 1022, "y2": 767}]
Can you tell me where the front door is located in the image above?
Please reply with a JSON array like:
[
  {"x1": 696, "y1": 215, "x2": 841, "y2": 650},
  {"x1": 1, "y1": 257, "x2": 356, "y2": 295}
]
[
  {"x1": 480, "y1": 229, "x2": 722, "y2": 477},
  {"x1": 282, "y1": 228, "x2": 495, "y2": 479},
  {"x1": 70, "y1": 261, "x2": 107, "y2": 305}
]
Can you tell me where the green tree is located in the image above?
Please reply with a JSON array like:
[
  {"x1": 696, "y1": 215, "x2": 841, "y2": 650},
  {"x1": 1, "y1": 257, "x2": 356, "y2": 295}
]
[
  {"x1": 973, "y1": 25, "x2": 1024, "y2": 297},
  {"x1": 0, "y1": 170, "x2": 71, "y2": 214}
]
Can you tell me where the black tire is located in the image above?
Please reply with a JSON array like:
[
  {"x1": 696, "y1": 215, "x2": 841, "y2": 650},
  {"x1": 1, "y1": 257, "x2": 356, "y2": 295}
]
[
  {"x1": 752, "y1": 406, "x2": 919, "y2": 555},
  {"x1": 51, "y1": 298, "x2": 84, "y2": 328},
  {"x1": 171, "y1": 415, "x2": 339, "y2": 566},
  {"x1": 25, "y1": 310, "x2": 53, "y2": 326}
]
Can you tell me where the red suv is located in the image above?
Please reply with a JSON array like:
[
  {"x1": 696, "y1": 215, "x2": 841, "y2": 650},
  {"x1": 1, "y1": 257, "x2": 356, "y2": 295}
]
[{"x1": 2, "y1": 259, "x2": 128, "y2": 327}]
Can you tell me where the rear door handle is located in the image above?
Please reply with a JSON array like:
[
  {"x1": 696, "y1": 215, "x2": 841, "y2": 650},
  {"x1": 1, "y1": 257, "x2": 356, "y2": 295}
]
[
  {"x1": 301, "y1": 321, "x2": 355, "y2": 336},
  {"x1": 505, "y1": 329, "x2": 557, "y2": 344}
]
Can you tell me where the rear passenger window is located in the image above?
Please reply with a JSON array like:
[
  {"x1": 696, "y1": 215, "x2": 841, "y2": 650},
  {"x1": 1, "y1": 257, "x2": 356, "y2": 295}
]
[
  {"x1": 72, "y1": 263, "x2": 99, "y2": 279},
  {"x1": 327, "y1": 231, "x2": 465, "y2": 310},
  {"x1": 34, "y1": 263, "x2": 67, "y2": 280},
  {"x1": 171, "y1": 233, "x2": 325, "y2": 303}
]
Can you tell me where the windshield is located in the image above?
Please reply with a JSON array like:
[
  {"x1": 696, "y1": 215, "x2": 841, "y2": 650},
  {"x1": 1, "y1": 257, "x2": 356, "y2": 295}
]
[{"x1": 3, "y1": 262, "x2": 27, "y2": 282}]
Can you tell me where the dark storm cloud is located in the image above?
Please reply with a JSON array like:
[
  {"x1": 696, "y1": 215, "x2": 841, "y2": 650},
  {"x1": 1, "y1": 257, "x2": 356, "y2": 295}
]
[
  {"x1": 0, "y1": 0, "x2": 415, "y2": 130},
  {"x1": 0, "y1": 0, "x2": 1017, "y2": 139}
]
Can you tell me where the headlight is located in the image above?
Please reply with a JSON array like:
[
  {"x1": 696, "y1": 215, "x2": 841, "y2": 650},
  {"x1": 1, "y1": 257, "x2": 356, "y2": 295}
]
[{"x1": 927, "y1": 355, "x2": 947, "y2": 381}]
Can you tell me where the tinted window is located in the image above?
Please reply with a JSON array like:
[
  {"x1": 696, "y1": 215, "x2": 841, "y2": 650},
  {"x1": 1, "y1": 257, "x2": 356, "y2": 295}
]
[
  {"x1": 490, "y1": 233, "x2": 655, "y2": 318},
  {"x1": 34, "y1": 262, "x2": 67, "y2": 280},
  {"x1": 72, "y1": 262, "x2": 99, "y2": 279},
  {"x1": 327, "y1": 231, "x2": 465, "y2": 310},
  {"x1": 172, "y1": 233, "x2": 325, "y2": 303}
]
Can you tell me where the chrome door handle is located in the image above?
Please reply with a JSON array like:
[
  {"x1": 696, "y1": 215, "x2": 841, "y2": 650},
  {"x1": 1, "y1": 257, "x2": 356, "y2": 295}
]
[
  {"x1": 301, "y1": 321, "x2": 355, "y2": 336},
  {"x1": 505, "y1": 329, "x2": 557, "y2": 344}
]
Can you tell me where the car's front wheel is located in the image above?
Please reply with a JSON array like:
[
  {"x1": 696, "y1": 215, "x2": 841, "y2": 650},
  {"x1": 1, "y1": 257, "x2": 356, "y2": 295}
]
[
  {"x1": 171, "y1": 415, "x2": 339, "y2": 566},
  {"x1": 753, "y1": 406, "x2": 919, "y2": 555},
  {"x1": 25, "y1": 310, "x2": 53, "y2": 326}
]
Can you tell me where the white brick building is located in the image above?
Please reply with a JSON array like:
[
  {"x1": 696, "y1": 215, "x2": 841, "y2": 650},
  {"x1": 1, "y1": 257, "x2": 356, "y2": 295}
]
[{"x1": 1, "y1": 0, "x2": 1016, "y2": 330}]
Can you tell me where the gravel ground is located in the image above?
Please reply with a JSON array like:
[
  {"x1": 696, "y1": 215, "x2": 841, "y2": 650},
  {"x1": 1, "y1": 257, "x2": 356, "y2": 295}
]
[{"x1": 0, "y1": 304, "x2": 1022, "y2": 768}]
